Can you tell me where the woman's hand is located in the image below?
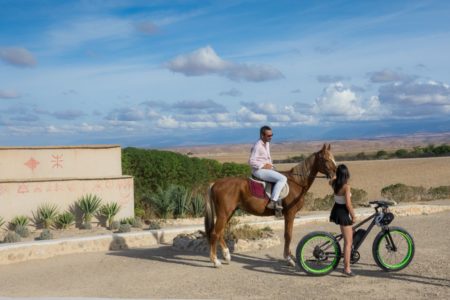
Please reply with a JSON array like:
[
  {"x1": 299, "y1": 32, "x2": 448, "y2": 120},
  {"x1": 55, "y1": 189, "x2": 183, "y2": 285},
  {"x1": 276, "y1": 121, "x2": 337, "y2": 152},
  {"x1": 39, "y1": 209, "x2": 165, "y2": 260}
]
[{"x1": 351, "y1": 214, "x2": 356, "y2": 224}]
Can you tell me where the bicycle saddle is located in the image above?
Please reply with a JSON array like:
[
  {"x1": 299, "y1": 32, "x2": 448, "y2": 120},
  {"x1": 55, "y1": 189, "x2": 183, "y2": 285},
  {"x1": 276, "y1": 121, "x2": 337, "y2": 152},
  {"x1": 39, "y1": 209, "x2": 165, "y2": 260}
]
[{"x1": 369, "y1": 199, "x2": 397, "y2": 207}]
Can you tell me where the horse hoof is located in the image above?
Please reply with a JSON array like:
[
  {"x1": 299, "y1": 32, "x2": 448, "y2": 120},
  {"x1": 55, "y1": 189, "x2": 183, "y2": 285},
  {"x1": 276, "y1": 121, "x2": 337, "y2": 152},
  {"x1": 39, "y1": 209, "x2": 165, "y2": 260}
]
[
  {"x1": 213, "y1": 259, "x2": 222, "y2": 268},
  {"x1": 222, "y1": 249, "x2": 231, "y2": 263},
  {"x1": 285, "y1": 256, "x2": 296, "y2": 267}
]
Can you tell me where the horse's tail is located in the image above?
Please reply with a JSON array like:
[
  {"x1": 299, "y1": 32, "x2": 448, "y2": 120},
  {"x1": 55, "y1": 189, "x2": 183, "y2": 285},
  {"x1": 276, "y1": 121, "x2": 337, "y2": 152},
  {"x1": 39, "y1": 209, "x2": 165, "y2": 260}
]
[{"x1": 204, "y1": 183, "x2": 216, "y2": 241}]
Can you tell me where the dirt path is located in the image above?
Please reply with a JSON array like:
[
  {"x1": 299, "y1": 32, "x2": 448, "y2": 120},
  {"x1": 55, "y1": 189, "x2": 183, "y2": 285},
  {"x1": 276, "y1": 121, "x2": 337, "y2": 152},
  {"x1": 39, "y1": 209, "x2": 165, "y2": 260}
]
[{"x1": 0, "y1": 212, "x2": 449, "y2": 299}]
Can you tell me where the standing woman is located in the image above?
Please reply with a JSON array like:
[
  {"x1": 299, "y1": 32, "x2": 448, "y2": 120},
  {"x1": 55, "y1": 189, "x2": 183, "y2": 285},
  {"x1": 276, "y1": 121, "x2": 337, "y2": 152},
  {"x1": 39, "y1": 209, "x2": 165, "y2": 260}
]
[{"x1": 329, "y1": 164, "x2": 357, "y2": 276}]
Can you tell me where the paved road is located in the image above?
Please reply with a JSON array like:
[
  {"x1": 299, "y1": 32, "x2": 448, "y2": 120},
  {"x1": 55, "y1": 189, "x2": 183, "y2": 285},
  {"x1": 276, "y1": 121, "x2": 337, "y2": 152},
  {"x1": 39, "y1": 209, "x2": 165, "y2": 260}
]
[{"x1": 0, "y1": 212, "x2": 449, "y2": 299}]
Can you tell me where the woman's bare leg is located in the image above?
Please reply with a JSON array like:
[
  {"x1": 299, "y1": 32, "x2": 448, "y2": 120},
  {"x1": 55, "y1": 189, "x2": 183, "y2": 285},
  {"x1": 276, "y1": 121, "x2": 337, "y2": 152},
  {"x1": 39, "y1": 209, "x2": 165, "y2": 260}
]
[{"x1": 340, "y1": 225, "x2": 353, "y2": 273}]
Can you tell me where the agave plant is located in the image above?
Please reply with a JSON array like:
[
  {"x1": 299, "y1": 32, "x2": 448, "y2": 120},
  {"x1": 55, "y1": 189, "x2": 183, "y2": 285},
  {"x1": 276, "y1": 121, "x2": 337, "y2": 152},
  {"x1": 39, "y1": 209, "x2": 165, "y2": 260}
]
[
  {"x1": 10, "y1": 215, "x2": 29, "y2": 230},
  {"x1": 190, "y1": 194, "x2": 205, "y2": 217},
  {"x1": 172, "y1": 185, "x2": 192, "y2": 218},
  {"x1": 149, "y1": 186, "x2": 176, "y2": 219},
  {"x1": 77, "y1": 194, "x2": 102, "y2": 225},
  {"x1": 56, "y1": 211, "x2": 75, "y2": 230},
  {"x1": 99, "y1": 202, "x2": 121, "y2": 229},
  {"x1": 35, "y1": 203, "x2": 59, "y2": 229}
]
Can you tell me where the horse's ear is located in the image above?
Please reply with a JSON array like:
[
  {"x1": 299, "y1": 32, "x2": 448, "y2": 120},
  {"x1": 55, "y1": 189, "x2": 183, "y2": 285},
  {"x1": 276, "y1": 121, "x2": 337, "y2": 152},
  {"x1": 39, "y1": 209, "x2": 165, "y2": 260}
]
[
  {"x1": 321, "y1": 144, "x2": 327, "y2": 153},
  {"x1": 327, "y1": 144, "x2": 331, "y2": 151}
]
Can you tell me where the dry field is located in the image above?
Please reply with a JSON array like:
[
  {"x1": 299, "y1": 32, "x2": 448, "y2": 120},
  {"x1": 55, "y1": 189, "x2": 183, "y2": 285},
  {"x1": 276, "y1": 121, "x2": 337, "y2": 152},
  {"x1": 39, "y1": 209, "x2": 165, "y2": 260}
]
[{"x1": 277, "y1": 157, "x2": 450, "y2": 200}]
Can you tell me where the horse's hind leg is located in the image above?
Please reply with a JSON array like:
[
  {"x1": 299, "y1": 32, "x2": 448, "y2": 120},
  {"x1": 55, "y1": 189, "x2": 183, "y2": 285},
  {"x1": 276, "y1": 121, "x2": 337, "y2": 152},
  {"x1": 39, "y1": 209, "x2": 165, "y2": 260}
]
[{"x1": 209, "y1": 214, "x2": 227, "y2": 268}]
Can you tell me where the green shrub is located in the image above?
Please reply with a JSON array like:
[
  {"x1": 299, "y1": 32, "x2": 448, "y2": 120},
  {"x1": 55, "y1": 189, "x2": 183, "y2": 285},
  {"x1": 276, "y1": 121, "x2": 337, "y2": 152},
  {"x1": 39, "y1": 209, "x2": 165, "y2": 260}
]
[
  {"x1": 120, "y1": 217, "x2": 134, "y2": 225},
  {"x1": 134, "y1": 206, "x2": 145, "y2": 218},
  {"x1": 56, "y1": 211, "x2": 75, "y2": 230},
  {"x1": 99, "y1": 202, "x2": 121, "y2": 229},
  {"x1": 190, "y1": 194, "x2": 205, "y2": 217},
  {"x1": 224, "y1": 218, "x2": 273, "y2": 241},
  {"x1": 303, "y1": 193, "x2": 334, "y2": 211},
  {"x1": 428, "y1": 186, "x2": 450, "y2": 199},
  {"x1": 38, "y1": 229, "x2": 53, "y2": 240},
  {"x1": 130, "y1": 217, "x2": 143, "y2": 228},
  {"x1": 77, "y1": 194, "x2": 102, "y2": 224},
  {"x1": 110, "y1": 221, "x2": 120, "y2": 230},
  {"x1": 14, "y1": 224, "x2": 30, "y2": 238},
  {"x1": 381, "y1": 183, "x2": 427, "y2": 202},
  {"x1": 81, "y1": 222, "x2": 92, "y2": 230},
  {"x1": 350, "y1": 188, "x2": 368, "y2": 206},
  {"x1": 10, "y1": 215, "x2": 29, "y2": 230},
  {"x1": 35, "y1": 203, "x2": 59, "y2": 229},
  {"x1": 3, "y1": 231, "x2": 21, "y2": 243},
  {"x1": 148, "y1": 220, "x2": 162, "y2": 230},
  {"x1": 118, "y1": 223, "x2": 131, "y2": 233}
]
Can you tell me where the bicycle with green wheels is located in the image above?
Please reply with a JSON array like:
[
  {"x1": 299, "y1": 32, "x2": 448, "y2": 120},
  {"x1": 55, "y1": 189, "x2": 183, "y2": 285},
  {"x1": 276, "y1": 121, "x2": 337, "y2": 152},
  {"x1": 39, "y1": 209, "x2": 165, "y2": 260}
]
[{"x1": 296, "y1": 200, "x2": 415, "y2": 276}]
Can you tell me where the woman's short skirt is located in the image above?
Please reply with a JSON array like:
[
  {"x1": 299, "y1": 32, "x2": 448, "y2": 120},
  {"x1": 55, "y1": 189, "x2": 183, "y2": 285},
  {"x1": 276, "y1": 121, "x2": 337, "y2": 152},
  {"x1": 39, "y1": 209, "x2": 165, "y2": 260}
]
[{"x1": 330, "y1": 203, "x2": 353, "y2": 226}]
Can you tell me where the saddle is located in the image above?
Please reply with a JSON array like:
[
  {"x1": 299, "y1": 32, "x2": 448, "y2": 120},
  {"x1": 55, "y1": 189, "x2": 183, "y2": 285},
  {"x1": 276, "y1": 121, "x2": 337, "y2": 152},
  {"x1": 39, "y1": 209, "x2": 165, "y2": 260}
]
[{"x1": 248, "y1": 176, "x2": 289, "y2": 201}]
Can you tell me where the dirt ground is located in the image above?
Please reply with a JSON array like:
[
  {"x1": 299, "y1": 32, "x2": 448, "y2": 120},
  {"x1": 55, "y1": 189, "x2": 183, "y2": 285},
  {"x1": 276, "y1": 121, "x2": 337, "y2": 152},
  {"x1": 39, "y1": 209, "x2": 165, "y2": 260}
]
[{"x1": 0, "y1": 211, "x2": 449, "y2": 299}]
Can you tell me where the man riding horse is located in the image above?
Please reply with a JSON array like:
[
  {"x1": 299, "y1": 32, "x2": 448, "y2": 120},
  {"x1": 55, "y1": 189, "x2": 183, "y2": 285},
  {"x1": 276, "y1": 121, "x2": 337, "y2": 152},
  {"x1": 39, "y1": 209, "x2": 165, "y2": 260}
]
[{"x1": 248, "y1": 125, "x2": 286, "y2": 214}]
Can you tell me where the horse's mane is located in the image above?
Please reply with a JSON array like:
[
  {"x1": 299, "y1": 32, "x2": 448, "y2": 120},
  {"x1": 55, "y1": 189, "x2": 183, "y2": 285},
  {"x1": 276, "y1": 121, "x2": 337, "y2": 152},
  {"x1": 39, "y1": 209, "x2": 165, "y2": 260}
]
[{"x1": 288, "y1": 152, "x2": 316, "y2": 186}]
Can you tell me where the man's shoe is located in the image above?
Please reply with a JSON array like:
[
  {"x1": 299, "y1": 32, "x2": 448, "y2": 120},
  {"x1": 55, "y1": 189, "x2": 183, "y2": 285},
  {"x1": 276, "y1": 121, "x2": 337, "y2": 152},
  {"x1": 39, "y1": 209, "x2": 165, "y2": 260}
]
[
  {"x1": 274, "y1": 202, "x2": 283, "y2": 210},
  {"x1": 267, "y1": 201, "x2": 276, "y2": 209}
]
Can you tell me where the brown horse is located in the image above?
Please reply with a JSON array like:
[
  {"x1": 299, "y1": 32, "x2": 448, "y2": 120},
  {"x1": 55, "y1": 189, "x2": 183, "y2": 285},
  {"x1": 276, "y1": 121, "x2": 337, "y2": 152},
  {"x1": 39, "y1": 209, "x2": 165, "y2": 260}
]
[{"x1": 205, "y1": 144, "x2": 337, "y2": 268}]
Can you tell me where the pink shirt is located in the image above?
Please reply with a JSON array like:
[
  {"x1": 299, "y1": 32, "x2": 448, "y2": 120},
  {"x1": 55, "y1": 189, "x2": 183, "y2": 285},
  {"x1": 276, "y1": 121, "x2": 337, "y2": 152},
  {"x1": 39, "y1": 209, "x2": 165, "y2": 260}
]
[{"x1": 248, "y1": 139, "x2": 272, "y2": 172}]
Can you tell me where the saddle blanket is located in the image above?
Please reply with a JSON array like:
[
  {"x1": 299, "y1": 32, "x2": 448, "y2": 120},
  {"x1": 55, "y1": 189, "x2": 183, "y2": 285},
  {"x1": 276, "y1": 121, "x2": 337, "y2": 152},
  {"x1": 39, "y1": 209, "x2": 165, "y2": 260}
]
[{"x1": 248, "y1": 177, "x2": 289, "y2": 200}]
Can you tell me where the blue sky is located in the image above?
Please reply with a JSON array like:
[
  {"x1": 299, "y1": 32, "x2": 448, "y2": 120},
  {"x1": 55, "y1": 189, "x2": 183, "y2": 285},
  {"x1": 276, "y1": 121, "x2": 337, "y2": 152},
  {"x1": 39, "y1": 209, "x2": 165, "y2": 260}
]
[{"x1": 1, "y1": 0, "x2": 449, "y2": 147}]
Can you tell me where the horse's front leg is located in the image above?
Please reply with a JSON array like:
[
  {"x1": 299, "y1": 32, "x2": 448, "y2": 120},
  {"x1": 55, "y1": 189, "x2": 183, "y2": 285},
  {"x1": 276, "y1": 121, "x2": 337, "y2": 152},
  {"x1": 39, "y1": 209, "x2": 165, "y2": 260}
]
[{"x1": 283, "y1": 213, "x2": 296, "y2": 267}]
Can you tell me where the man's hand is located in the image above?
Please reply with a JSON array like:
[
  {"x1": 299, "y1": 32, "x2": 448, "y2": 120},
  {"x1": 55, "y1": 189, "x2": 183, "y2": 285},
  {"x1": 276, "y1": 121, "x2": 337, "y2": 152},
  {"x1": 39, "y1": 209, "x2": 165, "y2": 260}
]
[{"x1": 262, "y1": 163, "x2": 273, "y2": 169}]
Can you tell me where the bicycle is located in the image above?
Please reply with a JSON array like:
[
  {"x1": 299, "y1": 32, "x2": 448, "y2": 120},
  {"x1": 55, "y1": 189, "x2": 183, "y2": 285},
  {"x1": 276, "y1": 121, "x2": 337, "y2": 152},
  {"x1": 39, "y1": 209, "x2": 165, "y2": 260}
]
[{"x1": 296, "y1": 200, "x2": 415, "y2": 276}]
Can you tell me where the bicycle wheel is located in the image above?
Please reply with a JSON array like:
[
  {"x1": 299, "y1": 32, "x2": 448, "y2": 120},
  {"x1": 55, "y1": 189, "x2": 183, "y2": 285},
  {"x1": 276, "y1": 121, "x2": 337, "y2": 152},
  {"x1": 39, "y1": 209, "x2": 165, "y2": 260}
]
[
  {"x1": 372, "y1": 226, "x2": 415, "y2": 272},
  {"x1": 296, "y1": 231, "x2": 341, "y2": 276}
]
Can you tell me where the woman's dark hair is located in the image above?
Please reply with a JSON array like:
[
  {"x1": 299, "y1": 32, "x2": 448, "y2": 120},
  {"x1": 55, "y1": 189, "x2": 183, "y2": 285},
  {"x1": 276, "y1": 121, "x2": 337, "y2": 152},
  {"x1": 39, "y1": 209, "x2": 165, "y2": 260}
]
[
  {"x1": 260, "y1": 125, "x2": 272, "y2": 137},
  {"x1": 332, "y1": 164, "x2": 350, "y2": 194}
]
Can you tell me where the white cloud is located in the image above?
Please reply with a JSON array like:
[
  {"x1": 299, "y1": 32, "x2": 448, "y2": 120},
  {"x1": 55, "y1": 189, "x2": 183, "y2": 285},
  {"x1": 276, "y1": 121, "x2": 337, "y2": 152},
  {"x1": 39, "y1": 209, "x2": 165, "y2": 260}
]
[
  {"x1": 0, "y1": 47, "x2": 37, "y2": 67},
  {"x1": 378, "y1": 80, "x2": 450, "y2": 117},
  {"x1": 157, "y1": 116, "x2": 179, "y2": 128},
  {"x1": 79, "y1": 122, "x2": 105, "y2": 132},
  {"x1": 166, "y1": 46, "x2": 284, "y2": 82},
  {"x1": 236, "y1": 107, "x2": 267, "y2": 122},
  {"x1": 312, "y1": 82, "x2": 386, "y2": 121},
  {"x1": 313, "y1": 82, "x2": 366, "y2": 119}
]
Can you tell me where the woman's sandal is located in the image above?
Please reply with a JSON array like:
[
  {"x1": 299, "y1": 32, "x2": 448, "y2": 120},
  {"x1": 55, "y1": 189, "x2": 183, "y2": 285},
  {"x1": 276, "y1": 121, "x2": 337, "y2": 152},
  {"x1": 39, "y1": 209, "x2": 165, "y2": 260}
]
[{"x1": 343, "y1": 270, "x2": 356, "y2": 277}]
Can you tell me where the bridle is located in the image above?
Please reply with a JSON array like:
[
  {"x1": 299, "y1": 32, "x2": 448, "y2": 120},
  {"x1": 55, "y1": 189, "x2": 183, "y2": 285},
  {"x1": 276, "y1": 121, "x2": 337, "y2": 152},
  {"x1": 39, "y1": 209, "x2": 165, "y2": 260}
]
[{"x1": 289, "y1": 151, "x2": 334, "y2": 186}]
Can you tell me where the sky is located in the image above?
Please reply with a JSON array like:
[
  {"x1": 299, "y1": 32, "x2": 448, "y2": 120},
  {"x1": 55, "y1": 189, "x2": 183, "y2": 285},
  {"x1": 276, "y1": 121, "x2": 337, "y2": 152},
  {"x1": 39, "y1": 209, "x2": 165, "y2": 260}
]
[{"x1": 1, "y1": 0, "x2": 450, "y2": 148}]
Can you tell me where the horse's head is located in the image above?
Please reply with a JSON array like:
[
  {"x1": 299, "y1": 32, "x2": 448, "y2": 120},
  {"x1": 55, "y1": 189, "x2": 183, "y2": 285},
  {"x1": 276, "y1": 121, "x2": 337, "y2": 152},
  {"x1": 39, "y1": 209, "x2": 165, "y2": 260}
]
[{"x1": 316, "y1": 144, "x2": 337, "y2": 179}]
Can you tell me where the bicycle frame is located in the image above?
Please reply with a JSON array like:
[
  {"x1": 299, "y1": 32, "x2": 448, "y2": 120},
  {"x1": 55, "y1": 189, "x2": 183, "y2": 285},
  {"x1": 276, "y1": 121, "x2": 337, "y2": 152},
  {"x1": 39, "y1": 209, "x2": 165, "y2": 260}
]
[{"x1": 320, "y1": 204, "x2": 397, "y2": 257}]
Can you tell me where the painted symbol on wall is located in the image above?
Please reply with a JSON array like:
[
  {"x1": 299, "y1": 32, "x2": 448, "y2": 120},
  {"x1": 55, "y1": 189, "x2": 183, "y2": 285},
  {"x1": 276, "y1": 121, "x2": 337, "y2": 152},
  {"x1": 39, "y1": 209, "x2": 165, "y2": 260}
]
[
  {"x1": 24, "y1": 157, "x2": 40, "y2": 171},
  {"x1": 51, "y1": 154, "x2": 63, "y2": 168},
  {"x1": 17, "y1": 183, "x2": 29, "y2": 194}
]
